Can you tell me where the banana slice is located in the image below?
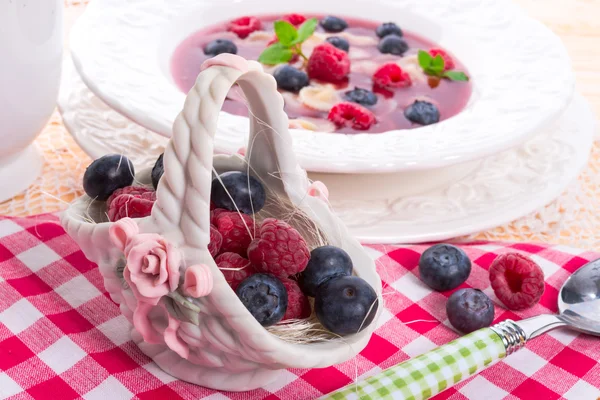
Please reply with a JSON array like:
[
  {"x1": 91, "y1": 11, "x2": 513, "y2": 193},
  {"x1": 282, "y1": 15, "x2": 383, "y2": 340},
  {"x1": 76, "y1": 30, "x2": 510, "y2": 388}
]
[
  {"x1": 246, "y1": 31, "x2": 273, "y2": 42},
  {"x1": 397, "y1": 54, "x2": 427, "y2": 83},
  {"x1": 289, "y1": 118, "x2": 318, "y2": 131},
  {"x1": 289, "y1": 117, "x2": 337, "y2": 133},
  {"x1": 281, "y1": 92, "x2": 306, "y2": 114},
  {"x1": 302, "y1": 34, "x2": 326, "y2": 58},
  {"x1": 352, "y1": 60, "x2": 380, "y2": 76},
  {"x1": 299, "y1": 84, "x2": 341, "y2": 112},
  {"x1": 349, "y1": 47, "x2": 371, "y2": 60},
  {"x1": 319, "y1": 31, "x2": 378, "y2": 46}
]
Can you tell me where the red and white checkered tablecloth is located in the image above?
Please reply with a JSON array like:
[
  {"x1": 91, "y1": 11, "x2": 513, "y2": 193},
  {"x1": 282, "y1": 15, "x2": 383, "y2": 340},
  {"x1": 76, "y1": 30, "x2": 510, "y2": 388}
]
[{"x1": 0, "y1": 214, "x2": 599, "y2": 400}]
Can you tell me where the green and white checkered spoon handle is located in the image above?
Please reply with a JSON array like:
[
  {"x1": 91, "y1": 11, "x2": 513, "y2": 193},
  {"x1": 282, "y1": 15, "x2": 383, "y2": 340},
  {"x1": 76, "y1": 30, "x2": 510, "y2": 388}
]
[{"x1": 323, "y1": 316, "x2": 565, "y2": 400}]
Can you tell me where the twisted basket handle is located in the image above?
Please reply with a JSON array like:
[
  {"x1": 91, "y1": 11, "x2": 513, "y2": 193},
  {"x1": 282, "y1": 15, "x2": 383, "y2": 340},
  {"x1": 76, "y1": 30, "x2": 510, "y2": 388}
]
[{"x1": 150, "y1": 54, "x2": 308, "y2": 249}]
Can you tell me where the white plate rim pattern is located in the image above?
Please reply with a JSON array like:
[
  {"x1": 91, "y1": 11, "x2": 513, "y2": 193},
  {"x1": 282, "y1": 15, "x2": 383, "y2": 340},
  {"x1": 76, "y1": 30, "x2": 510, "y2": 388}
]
[
  {"x1": 58, "y1": 58, "x2": 594, "y2": 244},
  {"x1": 69, "y1": 0, "x2": 575, "y2": 173}
]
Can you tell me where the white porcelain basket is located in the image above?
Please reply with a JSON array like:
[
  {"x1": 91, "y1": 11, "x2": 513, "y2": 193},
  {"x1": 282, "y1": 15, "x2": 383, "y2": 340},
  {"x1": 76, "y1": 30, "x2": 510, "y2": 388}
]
[{"x1": 61, "y1": 54, "x2": 383, "y2": 391}]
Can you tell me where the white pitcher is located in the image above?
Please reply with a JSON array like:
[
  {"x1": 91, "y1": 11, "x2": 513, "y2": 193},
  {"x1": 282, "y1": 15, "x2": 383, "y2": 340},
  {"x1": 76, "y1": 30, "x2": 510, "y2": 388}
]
[{"x1": 0, "y1": 0, "x2": 63, "y2": 202}]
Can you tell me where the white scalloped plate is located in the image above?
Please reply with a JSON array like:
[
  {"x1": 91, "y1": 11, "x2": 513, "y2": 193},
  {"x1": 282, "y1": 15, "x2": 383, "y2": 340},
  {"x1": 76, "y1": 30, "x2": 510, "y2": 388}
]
[
  {"x1": 58, "y1": 58, "x2": 594, "y2": 244},
  {"x1": 69, "y1": 0, "x2": 574, "y2": 173}
]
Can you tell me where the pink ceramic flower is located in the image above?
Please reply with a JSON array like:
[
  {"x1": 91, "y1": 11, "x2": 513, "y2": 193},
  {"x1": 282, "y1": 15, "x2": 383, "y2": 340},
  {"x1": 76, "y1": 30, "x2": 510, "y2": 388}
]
[
  {"x1": 133, "y1": 301, "x2": 189, "y2": 359},
  {"x1": 110, "y1": 218, "x2": 182, "y2": 305}
]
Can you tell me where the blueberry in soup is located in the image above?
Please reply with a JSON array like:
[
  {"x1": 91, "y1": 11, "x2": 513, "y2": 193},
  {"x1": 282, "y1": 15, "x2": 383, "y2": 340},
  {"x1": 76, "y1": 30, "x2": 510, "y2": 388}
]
[
  {"x1": 326, "y1": 36, "x2": 350, "y2": 52},
  {"x1": 273, "y1": 65, "x2": 310, "y2": 92},
  {"x1": 377, "y1": 35, "x2": 409, "y2": 55},
  {"x1": 204, "y1": 39, "x2": 237, "y2": 56},
  {"x1": 171, "y1": 13, "x2": 472, "y2": 133},
  {"x1": 211, "y1": 171, "x2": 266, "y2": 214},
  {"x1": 320, "y1": 16, "x2": 348, "y2": 33},
  {"x1": 376, "y1": 22, "x2": 403, "y2": 38},
  {"x1": 405, "y1": 100, "x2": 440, "y2": 126},
  {"x1": 83, "y1": 154, "x2": 135, "y2": 201},
  {"x1": 344, "y1": 87, "x2": 378, "y2": 106}
]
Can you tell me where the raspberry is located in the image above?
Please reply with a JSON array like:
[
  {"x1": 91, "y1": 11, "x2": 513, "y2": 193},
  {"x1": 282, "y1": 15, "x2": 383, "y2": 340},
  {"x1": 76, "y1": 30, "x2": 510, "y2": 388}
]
[
  {"x1": 267, "y1": 36, "x2": 278, "y2": 46},
  {"x1": 372, "y1": 63, "x2": 411, "y2": 89},
  {"x1": 228, "y1": 16, "x2": 262, "y2": 39},
  {"x1": 213, "y1": 211, "x2": 255, "y2": 255},
  {"x1": 210, "y1": 208, "x2": 229, "y2": 226},
  {"x1": 282, "y1": 13, "x2": 306, "y2": 26},
  {"x1": 107, "y1": 186, "x2": 156, "y2": 222},
  {"x1": 429, "y1": 48, "x2": 455, "y2": 70},
  {"x1": 209, "y1": 225, "x2": 223, "y2": 257},
  {"x1": 489, "y1": 253, "x2": 545, "y2": 311},
  {"x1": 247, "y1": 218, "x2": 310, "y2": 278},
  {"x1": 281, "y1": 278, "x2": 311, "y2": 320},
  {"x1": 306, "y1": 43, "x2": 350, "y2": 83},
  {"x1": 328, "y1": 102, "x2": 376, "y2": 130},
  {"x1": 215, "y1": 252, "x2": 255, "y2": 290}
]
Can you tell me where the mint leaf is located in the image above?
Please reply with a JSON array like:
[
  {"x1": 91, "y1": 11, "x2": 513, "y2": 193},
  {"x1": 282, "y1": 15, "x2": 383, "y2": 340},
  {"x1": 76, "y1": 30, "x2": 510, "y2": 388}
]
[
  {"x1": 443, "y1": 70, "x2": 469, "y2": 81},
  {"x1": 294, "y1": 18, "x2": 318, "y2": 44},
  {"x1": 424, "y1": 68, "x2": 440, "y2": 77},
  {"x1": 274, "y1": 20, "x2": 297, "y2": 46},
  {"x1": 258, "y1": 43, "x2": 294, "y2": 65},
  {"x1": 417, "y1": 50, "x2": 433, "y2": 69},
  {"x1": 430, "y1": 54, "x2": 445, "y2": 73}
]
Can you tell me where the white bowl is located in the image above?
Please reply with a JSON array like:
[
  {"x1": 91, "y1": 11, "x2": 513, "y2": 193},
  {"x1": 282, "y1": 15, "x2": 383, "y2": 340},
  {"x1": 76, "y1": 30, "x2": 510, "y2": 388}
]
[{"x1": 70, "y1": 0, "x2": 574, "y2": 173}]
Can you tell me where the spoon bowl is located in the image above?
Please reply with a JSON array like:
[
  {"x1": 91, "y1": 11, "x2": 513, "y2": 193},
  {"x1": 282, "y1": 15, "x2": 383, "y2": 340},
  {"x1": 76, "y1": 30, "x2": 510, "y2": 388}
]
[{"x1": 558, "y1": 258, "x2": 600, "y2": 335}]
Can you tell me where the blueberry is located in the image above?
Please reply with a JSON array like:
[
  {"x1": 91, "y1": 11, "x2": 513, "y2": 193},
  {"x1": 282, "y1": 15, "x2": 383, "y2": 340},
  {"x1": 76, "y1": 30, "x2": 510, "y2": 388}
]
[
  {"x1": 325, "y1": 36, "x2": 350, "y2": 52},
  {"x1": 204, "y1": 39, "x2": 237, "y2": 56},
  {"x1": 299, "y1": 246, "x2": 353, "y2": 297},
  {"x1": 404, "y1": 100, "x2": 440, "y2": 126},
  {"x1": 320, "y1": 16, "x2": 348, "y2": 33},
  {"x1": 376, "y1": 22, "x2": 403, "y2": 38},
  {"x1": 211, "y1": 171, "x2": 266, "y2": 214},
  {"x1": 377, "y1": 35, "x2": 408, "y2": 56},
  {"x1": 344, "y1": 87, "x2": 378, "y2": 107},
  {"x1": 419, "y1": 244, "x2": 471, "y2": 291},
  {"x1": 447, "y1": 289, "x2": 495, "y2": 333},
  {"x1": 315, "y1": 276, "x2": 378, "y2": 336},
  {"x1": 151, "y1": 153, "x2": 164, "y2": 190},
  {"x1": 83, "y1": 154, "x2": 135, "y2": 201},
  {"x1": 273, "y1": 65, "x2": 310, "y2": 92},
  {"x1": 236, "y1": 274, "x2": 288, "y2": 327}
]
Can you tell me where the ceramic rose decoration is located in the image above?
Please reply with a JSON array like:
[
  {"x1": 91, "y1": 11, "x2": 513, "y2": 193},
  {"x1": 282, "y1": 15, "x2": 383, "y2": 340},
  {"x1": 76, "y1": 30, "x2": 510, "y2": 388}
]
[
  {"x1": 110, "y1": 218, "x2": 182, "y2": 305},
  {"x1": 108, "y1": 218, "x2": 213, "y2": 359}
]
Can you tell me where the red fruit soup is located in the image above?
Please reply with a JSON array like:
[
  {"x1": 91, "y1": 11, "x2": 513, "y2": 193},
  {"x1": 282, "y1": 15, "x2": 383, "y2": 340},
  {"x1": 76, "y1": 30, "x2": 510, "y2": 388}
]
[{"x1": 171, "y1": 14, "x2": 472, "y2": 134}]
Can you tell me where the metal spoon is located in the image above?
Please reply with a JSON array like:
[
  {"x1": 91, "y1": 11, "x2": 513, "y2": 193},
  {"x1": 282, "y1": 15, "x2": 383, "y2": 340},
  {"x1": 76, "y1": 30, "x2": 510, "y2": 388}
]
[{"x1": 323, "y1": 258, "x2": 600, "y2": 400}]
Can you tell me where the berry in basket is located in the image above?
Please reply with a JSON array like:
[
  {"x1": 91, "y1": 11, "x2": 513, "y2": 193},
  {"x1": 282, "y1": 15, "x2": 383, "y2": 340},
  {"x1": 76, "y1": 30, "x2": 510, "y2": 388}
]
[
  {"x1": 211, "y1": 170, "x2": 266, "y2": 214},
  {"x1": 83, "y1": 154, "x2": 135, "y2": 201}
]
